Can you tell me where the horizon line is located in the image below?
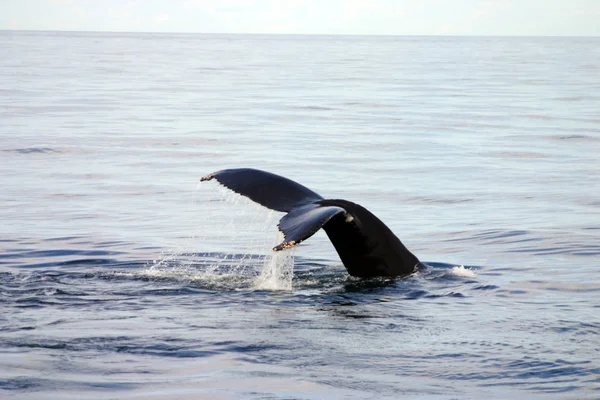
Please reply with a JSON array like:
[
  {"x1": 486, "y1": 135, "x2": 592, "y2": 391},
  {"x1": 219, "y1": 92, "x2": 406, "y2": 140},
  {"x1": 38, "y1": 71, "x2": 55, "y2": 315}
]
[{"x1": 1, "y1": 29, "x2": 598, "y2": 38}]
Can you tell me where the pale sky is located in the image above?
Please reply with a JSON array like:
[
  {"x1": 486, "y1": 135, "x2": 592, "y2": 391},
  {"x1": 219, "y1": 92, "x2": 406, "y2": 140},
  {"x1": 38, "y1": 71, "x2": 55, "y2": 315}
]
[{"x1": 1, "y1": 0, "x2": 599, "y2": 36}]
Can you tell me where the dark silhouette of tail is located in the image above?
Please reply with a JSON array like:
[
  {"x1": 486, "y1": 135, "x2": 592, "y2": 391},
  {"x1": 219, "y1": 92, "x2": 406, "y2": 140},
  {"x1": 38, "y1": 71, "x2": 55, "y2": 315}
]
[
  {"x1": 201, "y1": 168, "x2": 322, "y2": 212},
  {"x1": 202, "y1": 168, "x2": 420, "y2": 278}
]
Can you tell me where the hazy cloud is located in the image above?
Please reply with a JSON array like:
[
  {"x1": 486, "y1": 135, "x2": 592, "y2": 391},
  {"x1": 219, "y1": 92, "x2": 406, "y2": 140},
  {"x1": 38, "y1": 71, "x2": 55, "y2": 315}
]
[{"x1": 0, "y1": 0, "x2": 598, "y2": 35}]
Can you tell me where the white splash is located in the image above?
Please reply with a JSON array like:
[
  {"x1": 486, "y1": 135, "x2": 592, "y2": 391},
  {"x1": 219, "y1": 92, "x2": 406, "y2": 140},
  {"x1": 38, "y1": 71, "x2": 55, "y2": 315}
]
[
  {"x1": 252, "y1": 231, "x2": 295, "y2": 291},
  {"x1": 450, "y1": 265, "x2": 476, "y2": 278},
  {"x1": 137, "y1": 182, "x2": 295, "y2": 291}
]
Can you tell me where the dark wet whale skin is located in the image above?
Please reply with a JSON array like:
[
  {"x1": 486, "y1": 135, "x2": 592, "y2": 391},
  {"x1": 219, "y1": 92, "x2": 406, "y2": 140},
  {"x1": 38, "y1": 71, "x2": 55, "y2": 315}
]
[{"x1": 202, "y1": 168, "x2": 421, "y2": 278}]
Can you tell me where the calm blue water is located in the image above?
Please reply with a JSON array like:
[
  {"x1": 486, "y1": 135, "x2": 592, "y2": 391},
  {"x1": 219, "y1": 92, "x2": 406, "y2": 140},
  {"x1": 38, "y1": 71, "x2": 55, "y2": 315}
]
[{"x1": 1, "y1": 31, "x2": 599, "y2": 399}]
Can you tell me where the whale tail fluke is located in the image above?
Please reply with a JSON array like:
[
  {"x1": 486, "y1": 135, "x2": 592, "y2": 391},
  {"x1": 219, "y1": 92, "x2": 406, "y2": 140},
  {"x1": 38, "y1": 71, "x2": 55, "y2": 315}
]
[
  {"x1": 273, "y1": 203, "x2": 346, "y2": 251},
  {"x1": 201, "y1": 168, "x2": 323, "y2": 213},
  {"x1": 202, "y1": 168, "x2": 420, "y2": 277}
]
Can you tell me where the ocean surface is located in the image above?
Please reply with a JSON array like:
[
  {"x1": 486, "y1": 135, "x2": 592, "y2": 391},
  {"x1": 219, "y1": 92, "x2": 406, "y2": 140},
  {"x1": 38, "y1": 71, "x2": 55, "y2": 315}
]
[{"x1": 1, "y1": 31, "x2": 599, "y2": 399}]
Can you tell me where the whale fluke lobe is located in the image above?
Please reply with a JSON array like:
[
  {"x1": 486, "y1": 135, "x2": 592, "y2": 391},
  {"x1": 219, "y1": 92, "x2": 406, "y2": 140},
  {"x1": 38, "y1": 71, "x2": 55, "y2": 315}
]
[
  {"x1": 202, "y1": 168, "x2": 421, "y2": 278},
  {"x1": 274, "y1": 203, "x2": 346, "y2": 250},
  {"x1": 201, "y1": 168, "x2": 323, "y2": 213}
]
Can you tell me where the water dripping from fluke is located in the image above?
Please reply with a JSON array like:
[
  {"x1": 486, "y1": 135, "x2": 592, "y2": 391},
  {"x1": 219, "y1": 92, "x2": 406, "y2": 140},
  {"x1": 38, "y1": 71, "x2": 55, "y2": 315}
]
[
  {"x1": 139, "y1": 189, "x2": 295, "y2": 291},
  {"x1": 252, "y1": 231, "x2": 295, "y2": 291}
]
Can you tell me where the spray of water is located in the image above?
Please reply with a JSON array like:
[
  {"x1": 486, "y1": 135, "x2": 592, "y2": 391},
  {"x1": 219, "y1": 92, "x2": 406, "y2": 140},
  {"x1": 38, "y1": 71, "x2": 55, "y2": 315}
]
[
  {"x1": 144, "y1": 182, "x2": 296, "y2": 291},
  {"x1": 450, "y1": 265, "x2": 476, "y2": 278},
  {"x1": 253, "y1": 231, "x2": 296, "y2": 291}
]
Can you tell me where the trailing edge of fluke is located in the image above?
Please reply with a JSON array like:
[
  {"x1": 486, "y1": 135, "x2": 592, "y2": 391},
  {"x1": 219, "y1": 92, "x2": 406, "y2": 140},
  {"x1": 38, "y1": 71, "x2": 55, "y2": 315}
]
[{"x1": 201, "y1": 168, "x2": 421, "y2": 278}]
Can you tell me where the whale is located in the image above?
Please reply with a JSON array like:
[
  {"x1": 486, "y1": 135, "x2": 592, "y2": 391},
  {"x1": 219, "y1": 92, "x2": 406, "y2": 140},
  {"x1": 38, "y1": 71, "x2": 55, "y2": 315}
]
[{"x1": 201, "y1": 168, "x2": 421, "y2": 278}]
